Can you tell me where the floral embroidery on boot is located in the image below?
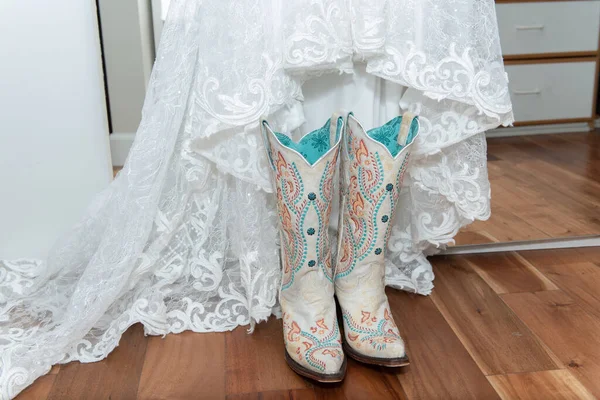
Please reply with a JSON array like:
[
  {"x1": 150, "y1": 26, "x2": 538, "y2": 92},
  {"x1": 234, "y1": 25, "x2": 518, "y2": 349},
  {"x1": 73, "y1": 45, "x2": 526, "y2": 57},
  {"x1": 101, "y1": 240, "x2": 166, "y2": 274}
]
[
  {"x1": 335, "y1": 112, "x2": 419, "y2": 365},
  {"x1": 262, "y1": 116, "x2": 346, "y2": 381}
]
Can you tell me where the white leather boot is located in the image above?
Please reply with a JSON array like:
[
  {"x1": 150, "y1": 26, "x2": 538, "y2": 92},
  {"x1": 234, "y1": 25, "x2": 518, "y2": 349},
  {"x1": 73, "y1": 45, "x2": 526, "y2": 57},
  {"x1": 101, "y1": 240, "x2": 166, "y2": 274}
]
[
  {"x1": 261, "y1": 115, "x2": 346, "y2": 382},
  {"x1": 335, "y1": 112, "x2": 419, "y2": 367}
]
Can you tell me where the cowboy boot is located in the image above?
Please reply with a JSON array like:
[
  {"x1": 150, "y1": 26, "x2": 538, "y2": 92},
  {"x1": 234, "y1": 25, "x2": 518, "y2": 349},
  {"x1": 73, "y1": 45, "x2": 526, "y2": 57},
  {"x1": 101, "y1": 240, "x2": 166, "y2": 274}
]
[
  {"x1": 335, "y1": 112, "x2": 419, "y2": 367},
  {"x1": 261, "y1": 114, "x2": 346, "y2": 382}
]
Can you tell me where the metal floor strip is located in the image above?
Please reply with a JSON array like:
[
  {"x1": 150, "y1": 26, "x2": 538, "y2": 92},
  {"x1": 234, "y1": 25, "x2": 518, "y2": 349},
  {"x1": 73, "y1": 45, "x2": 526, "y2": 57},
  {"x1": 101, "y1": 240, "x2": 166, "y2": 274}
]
[{"x1": 441, "y1": 235, "x2": 600, "y2": 255}]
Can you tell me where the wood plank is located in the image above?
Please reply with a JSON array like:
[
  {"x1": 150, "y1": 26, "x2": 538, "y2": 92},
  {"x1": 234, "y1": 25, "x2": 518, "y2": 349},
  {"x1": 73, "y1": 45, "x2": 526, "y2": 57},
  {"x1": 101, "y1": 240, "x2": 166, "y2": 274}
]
[
  {"x1": 524, "y1": 135, "x2": 600, "y2": 180},
  {"x1": 516, "y1": 160, "x2": 600, "y2": 209},
  {"x1": 137, "y1": 330, "x2": 225, "y2": 400},
  {"x1": 492, "y1": 178, "x2": 548, "y2": 211},
  {"x1": 494, "y1": 161, "x2": 599, "y2": 219},
  {"x1": 429, "y1": 256, "x2": 559, "y2": 375},
  {"x1": 312, "y1": 385, "x2": 346, "y2": 400},
  {"x1": 225, "y1": 318, "x2": 311, "y2": 395},
  {"x1": 464, "y1": 252, "x2": 558, "y2": 294},
  {"x1": 520, "y1": 247, "x2": 600, "y2": 268},
  {"x1": 527, "y1": 261, "x2": 600, "y2": 320},
  {"x1": 521, "y1": 248, "x2": 600, "y2": 320},
  {"x1": 478, "y1": 208, "x2": 550, "y2": 243},
  {"x1": 502, "y1": 290, "x2": 600, "y2": 398},
  {"x1": 319, "y1": 358, "x2": 407, "y2": 400},
  {"x1": 386, "y1": 289, "x2": 500, "y2": 399},
  {"x1": 453, "y1": 229, "x2": 498, "y2": 246},
  {"x1": 47, "y1": 323, "x2": 148, "y2": 400},
  {"x1": 456, "y1": 132, "x2": 600, "y2": 245},
  {"x1": 516, "y1": 208, "x2": 599, "y2": 238},
  {"x1": 226, "y1": 389, "x2": 317, "y2": 400},
  {"x1": 487, "y1": 370, "x2": 595, "y2": 400},
  {"x1": 14, "y1": 375, "x2": 56, "y2": 400}
]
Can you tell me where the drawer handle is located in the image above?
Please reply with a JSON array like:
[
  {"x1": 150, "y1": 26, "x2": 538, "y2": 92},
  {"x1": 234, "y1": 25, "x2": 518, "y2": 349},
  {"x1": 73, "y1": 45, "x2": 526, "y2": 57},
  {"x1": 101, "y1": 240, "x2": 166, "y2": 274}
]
[
  {"x1": 513, "y1": 89, "x2": 541, "y2": 95},
  {"x1": 515, "y1": 24, "x2": 545, "y2": 31}
]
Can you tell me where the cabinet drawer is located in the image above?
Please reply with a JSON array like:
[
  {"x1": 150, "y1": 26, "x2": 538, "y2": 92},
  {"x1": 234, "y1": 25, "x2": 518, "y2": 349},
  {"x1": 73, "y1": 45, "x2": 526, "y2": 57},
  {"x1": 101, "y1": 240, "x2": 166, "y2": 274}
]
[
  {"x1": 505, "y1": 61, "x2": 596, "y2": 122},
  {"x1": 497, "y1": 1, "x2": 600, "y2": 56}
]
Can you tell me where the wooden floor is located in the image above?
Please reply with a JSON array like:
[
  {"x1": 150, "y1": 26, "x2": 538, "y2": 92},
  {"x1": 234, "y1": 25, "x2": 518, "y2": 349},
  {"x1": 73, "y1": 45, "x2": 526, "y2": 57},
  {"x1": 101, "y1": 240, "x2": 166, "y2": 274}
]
[
  {"x1": 455, "y1": 132, "x2": 600, "y2": 245},
  {"x1": 16, "y1": 246, "x2": 600, "y2": 400}
]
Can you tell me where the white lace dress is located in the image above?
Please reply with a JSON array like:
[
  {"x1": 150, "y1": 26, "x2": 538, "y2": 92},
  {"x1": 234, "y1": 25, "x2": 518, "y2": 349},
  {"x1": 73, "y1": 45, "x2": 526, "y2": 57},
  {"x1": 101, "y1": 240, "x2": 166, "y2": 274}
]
[{"x1": 0, "y1": 1, "x2": 513, "y2": 397}]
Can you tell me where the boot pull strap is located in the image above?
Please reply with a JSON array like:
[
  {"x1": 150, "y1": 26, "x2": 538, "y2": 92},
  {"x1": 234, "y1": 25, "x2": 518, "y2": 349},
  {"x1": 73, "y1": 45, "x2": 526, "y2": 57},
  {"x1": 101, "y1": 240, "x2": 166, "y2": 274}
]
[
  {"x1": 397, "y1": 112, "x2": 418, "y2": 147},
  {"x1": 329, "y1": 110, "x2": 350, "y2": 280},
  {"x1": 329, "y1": 110, "x2": 349, "y2": 148},
  {"x1": 260, "y1": 116, "x2": 276, "y2": 171}
]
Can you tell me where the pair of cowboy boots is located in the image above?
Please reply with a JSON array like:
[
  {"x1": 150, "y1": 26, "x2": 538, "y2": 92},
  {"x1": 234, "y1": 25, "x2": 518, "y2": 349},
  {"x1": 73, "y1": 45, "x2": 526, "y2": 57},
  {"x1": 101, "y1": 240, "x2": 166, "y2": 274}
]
[{"x1": 261, "y1": 111, "x2": 419, "y2": 382}]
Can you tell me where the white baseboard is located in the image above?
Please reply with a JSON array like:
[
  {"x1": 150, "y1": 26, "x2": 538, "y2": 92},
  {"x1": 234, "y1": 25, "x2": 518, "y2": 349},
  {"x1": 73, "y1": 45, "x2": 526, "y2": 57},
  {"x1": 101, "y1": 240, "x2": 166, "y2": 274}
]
[
  {"x1": 441, "y1": 235, "x2": 600, "y2": 255},
  {"x1": 487, "y1": 122, "x2": 592, "y2": 138},
  {"x1": 109, "y1": 132, "x2": 135, "y2": 166}
]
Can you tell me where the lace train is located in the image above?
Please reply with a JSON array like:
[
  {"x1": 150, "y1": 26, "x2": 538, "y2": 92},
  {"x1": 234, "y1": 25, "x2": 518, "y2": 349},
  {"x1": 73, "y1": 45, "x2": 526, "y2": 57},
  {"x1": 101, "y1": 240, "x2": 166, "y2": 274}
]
[{"x1": 0, "y1": 0, "x2": 512, "y2": 397}]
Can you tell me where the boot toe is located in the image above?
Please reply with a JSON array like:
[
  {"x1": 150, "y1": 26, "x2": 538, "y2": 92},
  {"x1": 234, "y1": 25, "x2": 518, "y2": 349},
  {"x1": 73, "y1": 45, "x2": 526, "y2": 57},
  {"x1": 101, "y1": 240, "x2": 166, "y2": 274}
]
[
  {"x1": 322, "y1": 351, "x2": 345, "y2": 375},
  {"x1": 345, "y1": 335, "x2": 407, "y2": 360},
  {"x1": 382, "y1": 338, "x2": 406, "y2": 359}
]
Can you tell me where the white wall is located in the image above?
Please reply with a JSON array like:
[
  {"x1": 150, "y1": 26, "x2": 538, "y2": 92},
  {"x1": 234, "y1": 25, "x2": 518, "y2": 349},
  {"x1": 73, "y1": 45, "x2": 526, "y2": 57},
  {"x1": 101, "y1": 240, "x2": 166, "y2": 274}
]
[{"x1": 0, "y1": 0, "x2": 112, "y2": 259}]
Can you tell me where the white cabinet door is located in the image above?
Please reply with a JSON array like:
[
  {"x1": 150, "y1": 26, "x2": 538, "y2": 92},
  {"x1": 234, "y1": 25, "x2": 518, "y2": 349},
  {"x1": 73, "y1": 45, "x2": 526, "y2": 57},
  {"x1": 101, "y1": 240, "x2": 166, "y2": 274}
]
[
  {"x1": 506, "y1": 61, "x2": 596, "y2": 122},
  {"x1": 0, "y1": 1, "x2": 112, "y2": 259},
  {"x1": 497, "y1": 1, "x2": 600, "y2": 56}
]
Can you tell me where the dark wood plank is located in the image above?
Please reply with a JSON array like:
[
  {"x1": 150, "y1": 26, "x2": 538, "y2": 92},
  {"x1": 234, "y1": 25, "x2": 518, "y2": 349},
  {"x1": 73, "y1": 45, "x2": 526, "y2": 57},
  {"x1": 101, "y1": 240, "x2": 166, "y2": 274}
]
[
  {"x1": 14, "y1": 375, "x2": 56, "y2": 400},
  {"x1": 487, "y1": 370, "x2": 594, "y2": 400},
  {"x1": 386, "y1": 289, "x2": 500, "y2": 399},
  {"x1": 464, "y1": 252, "x2": 557, "y2": 294},
  {"x1": 312, "y1": 385, "x2": 346, "y2": 400},
  {"x1": 225, "y1": 318, "x2": 311, "y2": 396},
  {"x1": 226, "y1": 389, "x2": 317, "y2": 400},
  {"x1": 137, "y1": 330, "x2": 225, "y2": 400},
  {"x1": 47, "y1": 323, "x2": 148, "y2": 400},
  {"x1": 316, "y1": 358, "x2": 407, "y2": 400},
  {"x1": 429, "y1": 256, "x2": 560, "y2": 375},
  {"x1": 502, "y1": 290, "x2": 600, "y2": 398}
]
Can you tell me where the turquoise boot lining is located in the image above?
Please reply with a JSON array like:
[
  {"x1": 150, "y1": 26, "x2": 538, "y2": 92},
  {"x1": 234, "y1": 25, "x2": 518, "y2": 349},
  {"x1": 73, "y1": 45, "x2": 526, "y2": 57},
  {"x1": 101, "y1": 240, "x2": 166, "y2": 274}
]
[
  {"x1": 367, "y1": 116, "x2": 419, "y2": 157},
  {"x1": 274, "y1": 117, "x2": 343, "y2": 165}
]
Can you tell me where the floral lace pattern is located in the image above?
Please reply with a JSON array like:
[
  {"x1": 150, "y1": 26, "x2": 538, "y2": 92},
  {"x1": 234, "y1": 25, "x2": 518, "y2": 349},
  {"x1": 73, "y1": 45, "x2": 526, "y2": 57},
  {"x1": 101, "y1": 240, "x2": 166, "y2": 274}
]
[{"x1": 0, "y1": 0, "x2": 511, "y2": 397}]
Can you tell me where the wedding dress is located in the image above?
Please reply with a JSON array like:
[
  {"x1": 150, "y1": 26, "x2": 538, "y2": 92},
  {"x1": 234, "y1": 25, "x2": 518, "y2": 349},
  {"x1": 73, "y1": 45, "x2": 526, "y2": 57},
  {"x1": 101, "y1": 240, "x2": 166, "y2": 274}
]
[{"x1": 0, "y1": 0, "x2": 513, "y2": 397}]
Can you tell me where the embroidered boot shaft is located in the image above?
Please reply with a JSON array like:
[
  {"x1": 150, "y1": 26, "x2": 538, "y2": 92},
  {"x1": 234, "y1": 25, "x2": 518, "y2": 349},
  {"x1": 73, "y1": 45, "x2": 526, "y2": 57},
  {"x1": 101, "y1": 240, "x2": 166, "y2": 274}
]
[
  {"x1": 262, "y1": 115, "x2": 346, "y2": 382},
  {"x1": 335, "y1": 112, "x2": 419, "y2": 367}
]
